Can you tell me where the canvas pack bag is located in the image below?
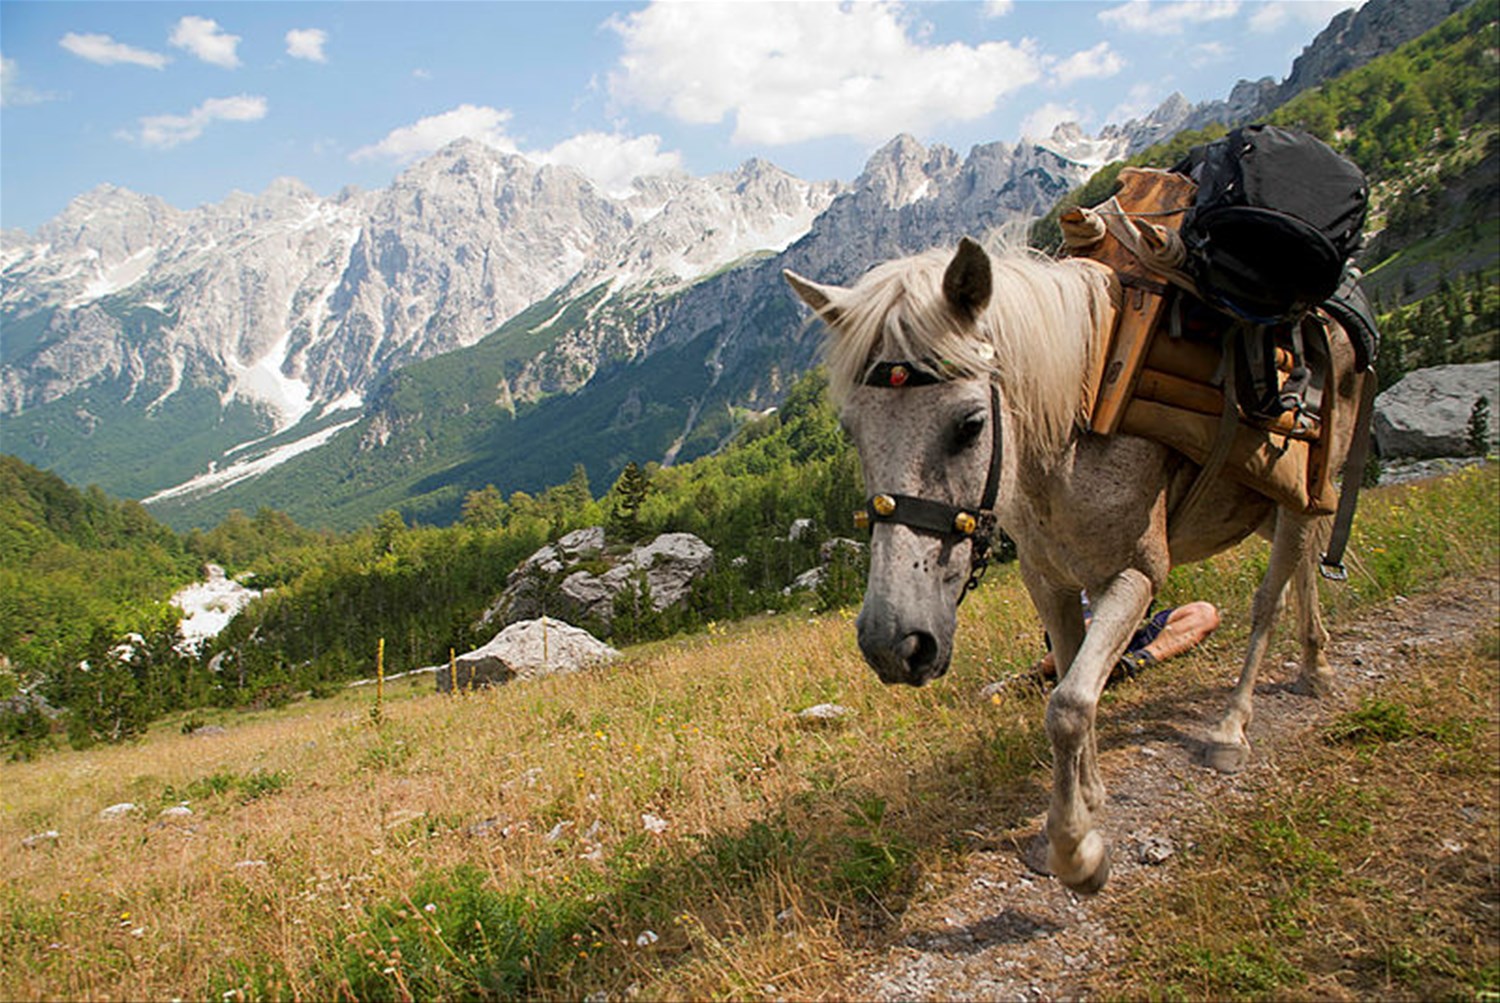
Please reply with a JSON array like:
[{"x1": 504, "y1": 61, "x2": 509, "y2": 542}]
[{"x1": 1173, "y1": 124, "x2": 1369, "y2": 326}]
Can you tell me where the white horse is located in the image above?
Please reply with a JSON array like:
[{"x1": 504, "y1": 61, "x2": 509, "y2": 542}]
[{"x1": 784, "y1": 237, "x2": 1366, "y2": 893}]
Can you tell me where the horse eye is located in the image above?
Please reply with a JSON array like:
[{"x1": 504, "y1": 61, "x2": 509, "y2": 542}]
[{"x1": 952, "y1": 412, "x2": 986, "y2": 451}]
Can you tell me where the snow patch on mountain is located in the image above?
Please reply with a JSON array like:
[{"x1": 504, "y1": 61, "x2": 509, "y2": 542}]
[
  {"x1": 144, "y1": 415, "x2": 359, "y2": 503},
  {"x1": 76, "y1": 245, "x2": 157, "y2": 304},
  {"x1": 227, "y1": 328, "x2": 313, "y2": 429}
]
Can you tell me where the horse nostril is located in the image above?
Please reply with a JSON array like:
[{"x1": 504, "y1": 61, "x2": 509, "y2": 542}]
[{"x1": 902, "y1": 631, "x2": 939, "y2": 674}]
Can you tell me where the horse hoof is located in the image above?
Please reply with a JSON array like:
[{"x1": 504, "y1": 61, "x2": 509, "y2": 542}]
[
  {"x1": 1201, "y1": 740, "x2": 1250, "y2": 774},
  {"x1": 1051, "y1": 830, "x2": 1110, "y2": 894},
  {"x1": 1061, "y1": 844, "x2": 1111, "y2": 896},
  {"x1": 1290, "y1": 671, "x2": 1335, "y2": 698}
]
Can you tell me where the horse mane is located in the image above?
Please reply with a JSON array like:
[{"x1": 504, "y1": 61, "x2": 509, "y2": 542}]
[{"x1": 820, "y1": 240, "x2": 1111, "y2": 460}]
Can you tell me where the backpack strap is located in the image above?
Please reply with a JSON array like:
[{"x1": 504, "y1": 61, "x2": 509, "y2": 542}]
[
  {"x1": 1321, "y1": 266, "x2": 1380, "y2": 373},
  {"x1": 1320, "y1": 369, "x2": 1379, "y2": 581}
]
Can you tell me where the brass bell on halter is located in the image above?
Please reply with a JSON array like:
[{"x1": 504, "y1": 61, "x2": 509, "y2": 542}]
[
  {"x1": 953, "y1": 511, "x2": 978, "y2": 535},
  {"x1": 872, "y1": 494, "x2": 897, "y2": 516},
  {"x1": 852, "y1": 510, "x2": 870, "y2": 530}
]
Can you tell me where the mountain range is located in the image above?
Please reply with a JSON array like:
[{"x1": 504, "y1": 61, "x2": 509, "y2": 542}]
[{"x1": 0, "y1": 0, "x2": 1471, "y2": 529}]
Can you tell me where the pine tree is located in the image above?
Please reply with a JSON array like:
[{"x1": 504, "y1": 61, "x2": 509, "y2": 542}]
[
  {"x1": 1467, "y1": 396, "x2": 1491, "y2": 456},
  {"x1": 609, "y1": 462, "x2": 651, "y2": 543}
]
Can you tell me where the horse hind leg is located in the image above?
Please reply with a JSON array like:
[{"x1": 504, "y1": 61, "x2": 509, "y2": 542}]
[
  {"x1": 1202, "y1": 509, "x2": 1320, "y2": 773},
  {"x1": 1290, "y1": 515, "x2": 1336, "y2": 697}
]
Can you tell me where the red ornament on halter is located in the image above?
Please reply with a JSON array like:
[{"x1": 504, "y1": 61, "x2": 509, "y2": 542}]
[{"x1": 889, "y1": 365, "x2": 909, "y2": 387}]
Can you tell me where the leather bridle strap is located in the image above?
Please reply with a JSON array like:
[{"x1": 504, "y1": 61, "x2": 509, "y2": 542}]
[{"x1": 855, "y1": 378, "x2": 1004, "y2": 605}]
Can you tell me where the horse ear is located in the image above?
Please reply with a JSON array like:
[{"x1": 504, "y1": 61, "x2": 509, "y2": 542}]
[
  {"x1": 943, "y1": 236, "x2": 992, "y2": 319},
  {"x1": 783, "y1": 269, "x2": 843, "y2": 325}
]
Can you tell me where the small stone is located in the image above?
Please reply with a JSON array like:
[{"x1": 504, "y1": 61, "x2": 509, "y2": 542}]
[
  {"x1": 160, "y1": 805, "x2": 193, "y2": 818},
  {"x1": 466, "y1": 817, "x2": 503, "y2": 837},
  {"x1": 22, "y1": 830, "x2": 60, "y2": 847},
  {"x1": 635, "y1": 929, "x2": 659, "y2": 947},
  {"x1": 796, "y1": 703, "x2": 851, "y2": 722},
  {"x1": 641, "y1": 813, "x2": 669, "y2": 834},
  {"x1": 233, "y1": 859, "x2": 267, "y2": 870},
  {"x1": 99, "y1": 803, "x2": 136, "y2": 820},
  {"x1": 1136, "y1": 835, "x2": 1175, "y2": 865}
]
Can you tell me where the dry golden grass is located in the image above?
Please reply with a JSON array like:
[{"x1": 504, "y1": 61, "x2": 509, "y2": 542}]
[{"x1": 1, "y1": 465, "x2": 1495, "y2": 1001}]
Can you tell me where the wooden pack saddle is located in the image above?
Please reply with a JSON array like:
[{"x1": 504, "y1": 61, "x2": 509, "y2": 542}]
[{"x1": 1067, "y1": 167, "x2": 1342, "y2": 515}]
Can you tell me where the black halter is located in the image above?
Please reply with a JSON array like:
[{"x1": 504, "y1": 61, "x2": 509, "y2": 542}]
[{"x1": 853, "y1": 363, "x2": 1004, "y2": 605}]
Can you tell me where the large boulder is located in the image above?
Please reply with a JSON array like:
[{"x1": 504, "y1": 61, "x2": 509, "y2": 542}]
[
  {"x1": 437, "y1": 617, "x2": 617, "y2": 692},
  {"x1": 1374, "y1": 361, "x2": 1499, "y2": 459},
  {"x1": 480, "y1": 529, "x2": 714, "y2": 630}
]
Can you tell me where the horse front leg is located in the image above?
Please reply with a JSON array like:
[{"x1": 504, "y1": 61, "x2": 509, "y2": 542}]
[
  {"x1": 1203, "y1": 509, "x2": 1320, "y2": 772},
  {"x1": 1040, "y1": 568, "x2": 1154, "y2": 894}
]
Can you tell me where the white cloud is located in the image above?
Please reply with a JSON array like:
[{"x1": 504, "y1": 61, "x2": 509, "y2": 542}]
[
  {"x1": 285, "y1": 28, "x2": 328, "y2": 63},
  {"x1": 1099, "y1": 0, "x2": 1240, "y2": 35},
  {"x1": 1190, "y1": 41, "x2": 1231, "y2": 68},
  {"x1": 1051, "y1": 42, "x2": 1124, "y2": 86},
  {"x1": 169, "y1": 16, "x2": 242, "y2": 69},
  {"x1": 534, "y1": 132, "x2": 683, "y2": 197},
  {"x1": 59, "y1": 32, "x2": 169, "y2": 69},
  {"x1": 607, "y1": 1, "x2": 1043, "y2": 145},
  {"x1": 1019, "y1": 102, "x2": 1080, "y2": 141},
  {"x1": 1247, "y1": 0, "x2": 1362, "y2": 34},
  {"x1": 982, "y1": 0, "x2": 1015, "y2": 17},
  {"x1": 350, "y1": 104, "x2": 683, "y2": 196},
  {"x1": 1105, "y1": 82, "x2": 1160, "y2": 127},
  {"x1": 1, "y1": 55, "x2": 54, "y2": 106},
  {"x1": 350, "y1": 104, "x2": 518, "y2": 163},
  {"x1": 130, "y1": 94, "x2": 267, "y2": 148}
]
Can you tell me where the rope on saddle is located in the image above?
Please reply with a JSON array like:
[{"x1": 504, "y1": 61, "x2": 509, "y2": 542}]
[{"x1": 1063, "y1": 198, "x2": 1197, "y2": 293}]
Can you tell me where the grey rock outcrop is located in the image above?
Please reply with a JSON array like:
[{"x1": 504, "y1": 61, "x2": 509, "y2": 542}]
[
  {"x1": 436, "y1": 617, "x2": 617, "y2": 692},
  {"x1": 480, "y1": 529, "x2": 714, "y2": 631},
  {"x1": 1275, "y1": 0, "x2": 1473, "y2": 109},
  {"x1": 1374, "y1": 361, "x2": 1499, "y2": 458}
]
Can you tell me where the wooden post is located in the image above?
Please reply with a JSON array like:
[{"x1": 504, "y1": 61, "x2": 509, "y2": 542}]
[
  {"x1": 373, "y1": 637, "x2": 385, "y2": 724},
  {"x1": 449, "y1": 647, "x2": 457, "y2": 694}
]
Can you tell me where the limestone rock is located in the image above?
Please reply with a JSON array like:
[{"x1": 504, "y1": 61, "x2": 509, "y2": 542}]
[
  {"x1": 1374, "y1": 361, "x2": 1499, "y2": 459},
  {"x1": 480, "y1": 529, "x2": 713, "y2": 630},
  {"x1": 437, "y1": 617, "x2": 618, "y2": 692}
]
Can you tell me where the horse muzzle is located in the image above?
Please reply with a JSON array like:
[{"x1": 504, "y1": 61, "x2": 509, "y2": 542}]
[{"x1": 855, "y1": 601, "x2": 953, "y2": 686}]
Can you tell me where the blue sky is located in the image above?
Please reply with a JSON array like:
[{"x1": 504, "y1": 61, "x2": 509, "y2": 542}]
[{"x1": 0, "y1": 1, "x2": 1361, "y2": 232}]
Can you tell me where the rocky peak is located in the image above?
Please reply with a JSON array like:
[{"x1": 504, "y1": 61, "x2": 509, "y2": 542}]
[
  {"x1": 35, "y1": 185, "x2": 183, "y2": 261},
  {"x1": 856, "y1": 134, "x2": 946, "y2": 207}
]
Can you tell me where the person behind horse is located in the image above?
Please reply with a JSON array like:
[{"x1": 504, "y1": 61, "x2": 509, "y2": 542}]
[{"x1": 1037, "y1": 598, "x2": 1221, "y2": 685}]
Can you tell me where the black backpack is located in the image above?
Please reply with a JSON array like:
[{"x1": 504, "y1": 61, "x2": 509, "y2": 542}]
[{"x1": 1173, "y1": 124, "x2": 1368, "y2": 324}]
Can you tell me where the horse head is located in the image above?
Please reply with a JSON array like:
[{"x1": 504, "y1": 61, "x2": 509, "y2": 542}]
[{"x1": 785, "y1": 238, "x2": 1005, "y2": 686}]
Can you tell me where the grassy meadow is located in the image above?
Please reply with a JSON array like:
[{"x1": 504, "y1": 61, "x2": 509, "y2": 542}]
[{"x1": 2, "y1": 463, "x2": 1496, "y2": 1001}]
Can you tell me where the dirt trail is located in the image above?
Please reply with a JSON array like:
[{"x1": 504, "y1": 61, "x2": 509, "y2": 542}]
[{"x1": 847, "y1": 574, "x2": 1499, "y2": 1001}]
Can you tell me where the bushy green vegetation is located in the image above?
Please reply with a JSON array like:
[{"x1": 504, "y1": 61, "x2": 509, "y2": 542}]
[
  {"x1": 200, "y1": 369, "x2": 865, "y2": 705},
  {"x1": 0, "y1": 369, "x2": 866, "y2": 755}
]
